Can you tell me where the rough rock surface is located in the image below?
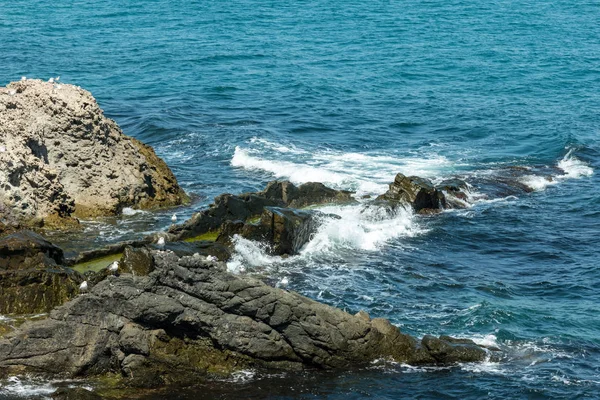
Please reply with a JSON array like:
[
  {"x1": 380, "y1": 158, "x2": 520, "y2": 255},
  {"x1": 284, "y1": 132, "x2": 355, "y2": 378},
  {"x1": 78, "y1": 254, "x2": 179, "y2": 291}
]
[
  {"x1": 378, "y1": 173, "x2": 446, "y2": 213},
  {"x1": 0, "y1": 79, "x2": 188, "y2": 228},
  {"x1": 169, "y1": 180, "x2": 354, "y2": 242},
  {"x1": 221, "y1": 206, "x2": 326, "y2": 255},
  {"x1": 0, "y1": 231, "x2": 82, "y2": 314},
  {"x1": 0, "y1": 251, "x2": 491, "y2": 386}
]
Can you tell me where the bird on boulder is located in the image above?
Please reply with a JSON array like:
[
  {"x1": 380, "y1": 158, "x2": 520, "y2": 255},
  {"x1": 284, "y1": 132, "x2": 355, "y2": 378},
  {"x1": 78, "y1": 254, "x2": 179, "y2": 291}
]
[
  {"x1": 157, "y1": 236, "x2": 166, "y2": 249},
  {"x1": 79, "y1": 281, "x2": 88, "y2": 293},
  {"x1": 108, "y1": 261, "x2": 119, "y2": 275},
  {"x1": 171, "y1": 214, "x2": 177, "y2": 223}
]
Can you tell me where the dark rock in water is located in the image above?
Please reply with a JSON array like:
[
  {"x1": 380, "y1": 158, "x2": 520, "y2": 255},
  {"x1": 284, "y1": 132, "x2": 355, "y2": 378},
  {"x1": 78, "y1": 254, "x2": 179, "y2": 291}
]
[
  {"x1": 0, "y1": 231, "x2": 82, "y2": 314},
  {"x1": 169, "y1": 180, "x2": 354, "y2": 242},
  {"x1": 261, "y1": 181, "x2": 355, "y2": 209},
  {"x1": 240, "y1": 207, "x2": 323, "y2": 255},
  {"x1": 0, "y1": 251, "x2": 493, "y2": 387},
  {"x1": 378, "y1": 173, "x2": 446, "y2": 213},
  {"x1": 436, "y1": 178, "x2": 470, "y2": 209},
  {"x1": 421, "y1": 335, "x2": 487, "y2": 364}
]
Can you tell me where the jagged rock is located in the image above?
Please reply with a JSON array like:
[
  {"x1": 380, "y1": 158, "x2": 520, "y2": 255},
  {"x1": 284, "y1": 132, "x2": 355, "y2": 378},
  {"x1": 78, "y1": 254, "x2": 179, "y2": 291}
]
[
  {"x1": 378, "y1": 173, "x2": 446, "y2": 213},
  {"x1": 260, "y1": 181, "x2": 355, "y2": 209},
  {"x1": 238, "y1": 207, "x2": 323, "y2": 255},
  {"x1": 0, "y1": 231, "x2": 82, "y2": 314},
  {"x1": 170, "y1": 180, "x2": 354, "y2": 241},
  {"x1": 437, "y1": 178, "x2": 470, "y2": 209},
  {"x1": 0, "y1": 79, "x2": 188, "y2": 229},
  {"x1": 0, "y1": 251, "x2": 493, "y2": 386}
]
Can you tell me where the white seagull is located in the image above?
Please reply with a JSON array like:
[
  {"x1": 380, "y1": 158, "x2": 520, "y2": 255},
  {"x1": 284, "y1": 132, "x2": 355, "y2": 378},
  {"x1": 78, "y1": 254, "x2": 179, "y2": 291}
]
[
  {"x1": 48, "y1": 77, "x2": 54, "y2": 83},
  {"x1": 157, "y1": 236, "x2": 166, "y2": 248},
  {"x1": 108, "y1": 261, "x2": 119, "y2": 274},
  {"x1": 171, "y1": 214, "x2": 177, "y2": 223},
  {"x1": 79, "y1": 281, "x2": 88, "y2": 292},
  {"x1": 21, "y1": 76, "x2": 26, "y2": 81}
]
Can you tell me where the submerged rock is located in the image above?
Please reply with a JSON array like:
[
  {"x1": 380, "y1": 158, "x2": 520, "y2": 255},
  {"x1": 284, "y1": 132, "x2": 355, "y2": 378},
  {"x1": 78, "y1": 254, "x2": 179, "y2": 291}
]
[
  {"x1": 0, "y1": 231, "x2": 82, "y2": 314},
  {"x1": 0, "y1": 79, "x2": 188, "y2": 229},
  {"x1": 378, "y1": 173, "x2": 446, "y2": 213},
  {"x1": 0, "y1": 250, "x2": 493, "y2": 386}
]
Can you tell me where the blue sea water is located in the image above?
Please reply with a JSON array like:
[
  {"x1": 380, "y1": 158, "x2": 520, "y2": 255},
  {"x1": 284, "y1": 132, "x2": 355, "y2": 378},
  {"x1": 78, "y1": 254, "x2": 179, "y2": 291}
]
[{"x1": 1, "y1": 0, "x2": 600, "y2": 398}]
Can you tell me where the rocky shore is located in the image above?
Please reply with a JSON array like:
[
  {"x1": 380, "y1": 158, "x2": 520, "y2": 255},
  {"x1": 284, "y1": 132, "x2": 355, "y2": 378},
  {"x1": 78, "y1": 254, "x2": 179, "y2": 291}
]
[{"x1": 3, "y1": 80, "x2": 563, "y2": 398}]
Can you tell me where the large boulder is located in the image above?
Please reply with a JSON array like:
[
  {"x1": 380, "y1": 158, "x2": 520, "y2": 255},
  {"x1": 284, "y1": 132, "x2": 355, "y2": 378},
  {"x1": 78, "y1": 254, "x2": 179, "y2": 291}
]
[
  {"x1": 0, "y1": 250, "x2": 493, "y2": 387},
  {"x1": 0, "y1": 231, "x2": 82, "y2": 314},
  {"x1": 378, "y1": 173, "x2": 446, "y2": 213},
  {"x1": 0, "y1": 79, "x2": 188, "y2": 229}
]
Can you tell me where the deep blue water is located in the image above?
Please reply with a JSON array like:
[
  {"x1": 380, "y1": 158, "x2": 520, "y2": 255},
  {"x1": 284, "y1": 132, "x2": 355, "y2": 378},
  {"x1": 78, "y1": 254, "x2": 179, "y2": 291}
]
[{"x1": 1, "y1": 0, "x2": 600, "y2": 398}]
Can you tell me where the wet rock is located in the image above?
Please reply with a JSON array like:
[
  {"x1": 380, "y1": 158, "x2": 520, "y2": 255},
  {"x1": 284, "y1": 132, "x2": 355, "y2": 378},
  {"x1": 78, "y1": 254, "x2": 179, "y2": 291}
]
[
  {"x1": 421, "y1": 335, "x2": 488, "y2": 364},
  {"x1": 170, "y1": 180, "x2": 353, "y2": 241},
  {"x1": 261, "y1": 181, "x2": 355, "y2": 209},
  {"x1": 0, "y1": 79, "x2": 188, "y2": 229},
  {"x1": 436, "y1": 179, "x2": 470, "y2": 209},
  {"x1": 378, "y1": 173, "x2": 446, "y2": 213},
  {"x1": 0, "y1": 251, "x2": 493, "y2": 386},
  {"x1": 239, "y1": 207, "x2": 323, "y2": 255},
  {"x1": 0, "y1": 231, "x2": 82, "y2": 314}
]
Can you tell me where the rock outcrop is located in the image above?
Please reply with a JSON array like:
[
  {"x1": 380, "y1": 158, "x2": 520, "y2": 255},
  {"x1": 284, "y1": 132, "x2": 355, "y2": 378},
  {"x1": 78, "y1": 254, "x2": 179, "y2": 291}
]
[
  {"x1": 169, "y1": 180, "x2": 354, "y2": 245},
  {"x1": 0, "y1": 79, "x2": 188, "y2": 229},
  {"x1": 0, "y1": 231, "x2": 82, "y2": 314},
  {"x1": 0, "y1": 250, "x2": 492, "y2": 387},
  {"x1": 218, "y1": 206, "x2": 325, "y2": 255},
  {"x1": 378, "y1": 173, "x2": 446, "y2": 213}
]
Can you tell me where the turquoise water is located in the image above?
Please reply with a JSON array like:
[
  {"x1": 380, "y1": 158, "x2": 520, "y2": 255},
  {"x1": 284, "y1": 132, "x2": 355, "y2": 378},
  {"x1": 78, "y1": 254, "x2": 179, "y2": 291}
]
[{"x1": 1, "y1": 0, "x2": 600, "y2": 398}]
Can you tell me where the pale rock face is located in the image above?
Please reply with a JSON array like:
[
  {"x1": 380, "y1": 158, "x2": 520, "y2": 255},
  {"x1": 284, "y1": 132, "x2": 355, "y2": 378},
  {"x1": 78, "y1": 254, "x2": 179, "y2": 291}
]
[{"x1": 0, "y1": 80, "x2": 188, "y2": 228}]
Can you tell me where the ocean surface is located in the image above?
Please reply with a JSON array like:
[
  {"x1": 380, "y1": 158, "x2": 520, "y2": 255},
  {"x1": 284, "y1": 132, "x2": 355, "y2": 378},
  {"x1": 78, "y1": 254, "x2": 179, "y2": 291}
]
[{"x1": 1, "y1": 0, "x2": 600, "y2": 398}]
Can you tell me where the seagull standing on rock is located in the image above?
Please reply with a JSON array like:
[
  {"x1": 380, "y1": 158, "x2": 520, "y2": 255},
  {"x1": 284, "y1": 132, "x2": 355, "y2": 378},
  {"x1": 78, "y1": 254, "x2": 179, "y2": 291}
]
[
  {"x1": 108, "y1": 261, "x2": 119, "y2": 275},
  {"x1": 171, "y1": 214, "x2": 177, "y2": 223},
  {"x1": 79, "y1": 281, "x2": 88, "y2": 293},
  {"x1": 157, "y1": 236, "x2": 166, "y2": 249}
]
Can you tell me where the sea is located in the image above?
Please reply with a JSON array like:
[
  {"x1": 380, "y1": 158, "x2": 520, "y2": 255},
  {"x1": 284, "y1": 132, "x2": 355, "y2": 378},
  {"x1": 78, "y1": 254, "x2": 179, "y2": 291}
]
[{"x1": 1, "y1": 0, "x2": 599, "y2": 398}]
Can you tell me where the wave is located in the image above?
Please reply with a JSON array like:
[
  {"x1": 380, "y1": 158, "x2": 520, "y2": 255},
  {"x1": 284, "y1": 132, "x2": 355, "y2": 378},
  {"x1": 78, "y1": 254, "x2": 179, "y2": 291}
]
[
  {"x1": 520, "y1": 148, "x2": 593, "y2": 191},
  {"x1": 227, "y1": 202, "x2": 424, "y2": 274},
  {"x1": 231, "y1": 138, "x2": 456, "y2": 196}
]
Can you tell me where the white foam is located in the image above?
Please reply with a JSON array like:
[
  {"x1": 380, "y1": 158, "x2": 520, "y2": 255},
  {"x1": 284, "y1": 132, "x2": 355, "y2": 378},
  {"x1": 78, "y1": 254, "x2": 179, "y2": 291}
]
[
  {"x1": 470, "y1": 333, "x2": 500, "y2": 349},
  {"x1": 121, "y1": 207, "x2": 145, "y2": 216},
  {"x1": 521, "y1": 149, "x2": 593, "y2": 191},
  {"x1": 231, "y1": 140, "x2": 457, "y2": 197},
  {"x1": 302, "y1": 203, "x2": 422, "y2": 254},
  {"x1": 558, "y1": 148, "x2": 594, "y2": 179},
  {"x1": 227, "y1": 236, "x2": 285, "y2": 274},
  {"x1": 0, "y1": 376, "x2": 56, "y2": 398},
  {"x1": 227, "y1": 203, "x2": 423, "y2": 273}
]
